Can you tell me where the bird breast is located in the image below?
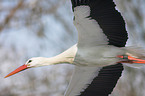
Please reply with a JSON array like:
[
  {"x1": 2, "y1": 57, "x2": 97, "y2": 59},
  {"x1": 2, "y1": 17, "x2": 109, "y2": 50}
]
[{"x1": 74, "y1": 45, "x2": 125, "y2": 67}]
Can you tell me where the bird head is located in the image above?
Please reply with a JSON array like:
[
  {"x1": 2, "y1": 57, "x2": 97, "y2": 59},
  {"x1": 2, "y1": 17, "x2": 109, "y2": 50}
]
[
  {"x1": 4, "y1": 46, "x2": 76, "y2": 78},
  {"x1": 26, "y1": 57, "x2": 49, "y2": 67},
  {"x1": 4, "y1": 57, "x2": 50, "y2": 78}
]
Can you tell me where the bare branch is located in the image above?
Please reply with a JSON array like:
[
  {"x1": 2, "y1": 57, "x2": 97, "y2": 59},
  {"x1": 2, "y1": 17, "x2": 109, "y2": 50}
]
[{"x1": 0, "y1": 0, "x2": 24, "y2": 32}]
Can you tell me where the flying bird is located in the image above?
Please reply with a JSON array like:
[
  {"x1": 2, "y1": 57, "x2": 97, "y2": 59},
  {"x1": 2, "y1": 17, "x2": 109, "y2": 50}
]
[{"x1": 5, "y1": 0, "x2": 145, "y2": 96}]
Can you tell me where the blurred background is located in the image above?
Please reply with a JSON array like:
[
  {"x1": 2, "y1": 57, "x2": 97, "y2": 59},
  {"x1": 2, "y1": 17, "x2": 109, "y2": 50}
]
[{"x1": 0, "y1": 0, "x2": 145, "y2": 96}]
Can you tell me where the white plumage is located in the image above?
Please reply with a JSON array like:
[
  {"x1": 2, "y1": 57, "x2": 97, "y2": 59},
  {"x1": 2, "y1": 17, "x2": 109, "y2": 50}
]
[
  {"x1": 74, "y1": 6, "x2": 108, "y2": 47},
  {"x1": 65, "y1": 66, "x2": 101, "y2": 96}
]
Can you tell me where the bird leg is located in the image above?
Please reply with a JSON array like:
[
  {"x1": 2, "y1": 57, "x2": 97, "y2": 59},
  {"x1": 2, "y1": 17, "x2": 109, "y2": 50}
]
[{"x1": 117, "y1": 55, "x2": 145, "y2": 64}]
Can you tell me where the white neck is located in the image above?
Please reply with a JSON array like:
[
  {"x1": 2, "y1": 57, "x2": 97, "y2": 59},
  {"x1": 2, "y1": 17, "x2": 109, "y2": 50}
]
[{"x1": 40, "y1": 44, "x2": 78, "y2": 66}]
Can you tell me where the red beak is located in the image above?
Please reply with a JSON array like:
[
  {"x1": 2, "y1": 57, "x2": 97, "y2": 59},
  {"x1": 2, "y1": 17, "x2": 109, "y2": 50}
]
[{"x1": 5, "y1": 64, "x2": 28, "y2": 78}]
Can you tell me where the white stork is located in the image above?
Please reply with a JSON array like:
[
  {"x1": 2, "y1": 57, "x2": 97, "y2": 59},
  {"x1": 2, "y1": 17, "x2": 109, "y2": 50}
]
[{"x1": 5, "y1": 0, "x2": 145, "y2": 96}]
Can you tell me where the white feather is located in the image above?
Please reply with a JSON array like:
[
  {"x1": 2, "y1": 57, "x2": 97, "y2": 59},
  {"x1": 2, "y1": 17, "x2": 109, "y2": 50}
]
[
  {"x1": 64, "y1": 66, "x2": 101, "y2": 96},
  {"x1": 73, "y1": 6, "x2": 109, "y2": 47}
]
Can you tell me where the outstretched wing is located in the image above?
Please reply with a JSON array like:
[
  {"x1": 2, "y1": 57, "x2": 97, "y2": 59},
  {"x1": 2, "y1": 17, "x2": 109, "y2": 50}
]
[
  {"x1": 64, "y1": 66, "x2": 101, "y2": 96},
  {"x1": 72, "y1": 0, "x2": 128, "y2": 47},
  {"x1": 64, "y1": 0, "x2": 128, "y2": 96},
  {"x1": 65, "y1": 64, "x2": 123, "y2": 96}
]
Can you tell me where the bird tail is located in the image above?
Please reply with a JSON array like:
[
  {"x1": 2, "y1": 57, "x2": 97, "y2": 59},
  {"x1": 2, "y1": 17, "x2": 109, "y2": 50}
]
[
  {"x1": 125, "y1": 46, "x2": 145, "y2": 59},
  {"x1": 118, "y1": 46, "x2": 145, "y2": 68}
]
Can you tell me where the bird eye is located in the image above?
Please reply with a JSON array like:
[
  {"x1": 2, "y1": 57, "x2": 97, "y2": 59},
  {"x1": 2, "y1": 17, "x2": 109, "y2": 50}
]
[{"x1": 28, "y1": 60, "x2": 32, "y2": 63}]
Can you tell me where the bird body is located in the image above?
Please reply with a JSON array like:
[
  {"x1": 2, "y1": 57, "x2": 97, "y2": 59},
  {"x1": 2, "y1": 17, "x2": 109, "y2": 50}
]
[
  {"x1": 27, "y1": 44, "x2": 126, "y2": 68},
  {"x1": 74, "y1": 45, "x2": 125, "y2": 67},
  {"x1": 5, "y1": 0, "x2": 145, "y2": 96}
]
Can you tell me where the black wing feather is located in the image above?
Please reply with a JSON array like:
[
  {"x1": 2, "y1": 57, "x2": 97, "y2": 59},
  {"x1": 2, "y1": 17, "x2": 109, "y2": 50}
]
[
  {"x1": 71, "y1": 0, "x2": 128, "y2": 47},
  {"x1": 71, "y1": 0, "x2": 127, "y2": 96},
  {"x1": 79, "y1": 63, "x2": 123, "y2": 96}
]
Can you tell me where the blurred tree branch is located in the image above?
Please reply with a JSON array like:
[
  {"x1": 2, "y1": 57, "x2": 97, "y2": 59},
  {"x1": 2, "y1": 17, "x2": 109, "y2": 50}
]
[
  {"x1": 0, "y1": 0, "x2": 66, "y2": 37},
  {"x1": 0, "y1": 0, "x2": 24, "y2": 32}
]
